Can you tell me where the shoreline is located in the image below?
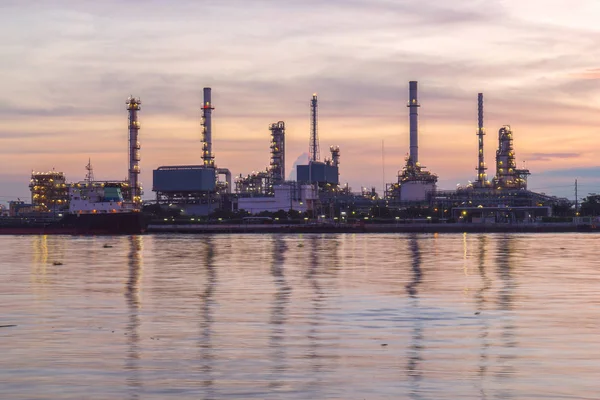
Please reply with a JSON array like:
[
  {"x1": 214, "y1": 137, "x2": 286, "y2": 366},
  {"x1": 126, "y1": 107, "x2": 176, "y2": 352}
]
[{"x1": 146, "y1": 222, "x2": 598, "y2": 234}]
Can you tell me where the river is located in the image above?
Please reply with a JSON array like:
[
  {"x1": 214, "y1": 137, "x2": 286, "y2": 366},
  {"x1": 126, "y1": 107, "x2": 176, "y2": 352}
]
[{"x1": 0, "y1": 233, "x2": 597, "y2": 399}]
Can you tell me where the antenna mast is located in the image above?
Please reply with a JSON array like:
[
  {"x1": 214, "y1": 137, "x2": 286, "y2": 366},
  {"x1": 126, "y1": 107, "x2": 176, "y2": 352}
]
[
  {"x1": 309, "y1": 93, "x2": 320, "y2": 162},
  {"x1": 85, "y1": 158, "x2": 94, "y2": 185}
]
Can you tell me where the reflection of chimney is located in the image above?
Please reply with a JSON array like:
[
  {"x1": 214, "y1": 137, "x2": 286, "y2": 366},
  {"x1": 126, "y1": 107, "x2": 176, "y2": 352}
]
[
  {"x1": 201, "y1": 87, "x2": 215, "y2": 167},
  {"x1": 407, "y1": 81, "x2": 420, "y2": 164}
]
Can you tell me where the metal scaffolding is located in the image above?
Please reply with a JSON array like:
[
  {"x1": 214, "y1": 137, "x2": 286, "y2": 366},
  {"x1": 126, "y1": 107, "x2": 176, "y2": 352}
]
[
  {"x1": 127, "y1": 96, "x2": 142, "y2": 204},
  {"x1": 269, "y1": 121, "x2": 285, "y2": 185},
  {"x1": 492, "y1": 125, "x2": 530, "y2": 190},
  {"x1": 474, "y1": 93, "x2": 489, "y2": 188}
]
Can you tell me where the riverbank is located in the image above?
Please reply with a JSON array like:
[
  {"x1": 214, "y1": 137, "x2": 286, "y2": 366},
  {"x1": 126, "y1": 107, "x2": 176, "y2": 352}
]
[{"x1": 147, "y1": 222, "x2": 597, "y2": 234}]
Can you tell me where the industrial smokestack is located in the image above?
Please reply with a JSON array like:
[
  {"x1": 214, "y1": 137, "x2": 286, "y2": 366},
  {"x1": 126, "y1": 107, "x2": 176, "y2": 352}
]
[
  {"x1": 407, "y1": 81, "x2": 420, "y2": 164},
  {"x1": 476, "y1": 93, "x2": 487, "y2": 186},
  {"x1": 201, "y1": 87, "x2": 215, "y2": 167}
]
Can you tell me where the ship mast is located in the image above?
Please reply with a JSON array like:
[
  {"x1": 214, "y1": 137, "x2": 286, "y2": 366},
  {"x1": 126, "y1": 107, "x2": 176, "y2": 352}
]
[{"x1": 85, "y1": 158, "x2": 94, "y2": 185}]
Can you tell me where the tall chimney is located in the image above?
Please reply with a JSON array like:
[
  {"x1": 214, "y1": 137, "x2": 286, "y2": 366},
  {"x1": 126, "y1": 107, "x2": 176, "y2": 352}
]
[
  {"x1": 476, "y1": 93, "x2": 487, "y2": 185},
  {"x1": 407, "y1": 81, "x2": 420, "y2": 164},
  {"x1": 201, "y1": 87, "x2": 215, "y2": 168}
]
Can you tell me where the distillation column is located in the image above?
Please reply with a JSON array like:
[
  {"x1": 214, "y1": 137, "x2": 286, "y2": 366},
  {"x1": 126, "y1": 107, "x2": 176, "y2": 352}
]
[
  {"x1": 495, "y1": 126, "x2": 517, "y2": 188},
  {"x1": 309, "y1": 94, "x2": 320, "y2": 162},
  {"x1": 476, "y1": 93, "x2": 487, "y2": 186},
  {"x1": 127, "y1": 96, "x2": 141, "y2": 204},
  {"x1": 330, "y1": 146, "x2": 340, "y2": 167},
  {"x1": 201, "y1": 87, "x2": 215, "y2": 168},
  {"x1": 269, "y1": 121, "x2": 285, "y2": 184},
  {"x1": 408, "y1": 81, "x2": 420, "y2": 165}
]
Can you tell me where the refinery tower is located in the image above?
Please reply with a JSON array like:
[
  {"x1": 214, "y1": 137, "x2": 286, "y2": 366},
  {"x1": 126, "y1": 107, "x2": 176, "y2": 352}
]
[
  {"x1": 152, "y1": 87, "x2": 232, "y2": 215},
  {"x1": 386, "y1": 81, "x2": 438, "y2": 202}
]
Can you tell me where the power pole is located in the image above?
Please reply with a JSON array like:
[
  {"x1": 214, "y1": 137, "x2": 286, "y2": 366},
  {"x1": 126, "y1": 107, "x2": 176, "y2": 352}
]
[
  {"x1": 382, "y1": 139, "x2": 385, "y2": 198},
  {"x1": 575, "y1": 179, "x2": 578, "y2": 216}
]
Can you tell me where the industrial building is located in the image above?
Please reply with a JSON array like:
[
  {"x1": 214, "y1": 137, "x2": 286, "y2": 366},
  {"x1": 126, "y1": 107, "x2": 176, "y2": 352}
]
[
  {"x1": 29, "y1": 171, "x2": 69, "y2": 213},
  {"x1": 15, "y1": 82, "x2": 570, "y2": 223},
  {"x1": 429, "y1": 92, "x2": 564, "y2": 223},
  {"x1": 9, "y1": 79, "x2": 570, "y2": 223},
  {"x1": 296, "y1": 94, "x2": 340, "y2": 187},
  {"x1": 235, "y1": 121, "x2": 286, "y2": 196},
  {"x1": 386, "y1": 81, "x2": 438, "y2": 202},
  {"x1": 21, "y1": 97, "x2": 143, "y2": 217},
  {"x1": 232, "y1": 92, "x2": 345, "y2": 215},
  {"x1": 492, "y1": 125, "x2": 530, "y2": 190},
  {"x1": 142, "y1": 83, "x2": 572, "y2": 221},
  {"x1": 296, "y1": 155, "x2": 339, "y2": 186},
  {"x1": 237, "y1": 184, "x2": 317, "y2": 214},
  {"x1": 152, "y1": 88, "x2": 232, "y2": 215}
]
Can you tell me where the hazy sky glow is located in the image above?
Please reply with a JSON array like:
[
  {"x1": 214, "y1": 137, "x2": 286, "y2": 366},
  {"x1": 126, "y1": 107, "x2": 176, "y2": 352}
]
[{"x1": 1, "y1": 0, "x2": 600, "y2": 201}]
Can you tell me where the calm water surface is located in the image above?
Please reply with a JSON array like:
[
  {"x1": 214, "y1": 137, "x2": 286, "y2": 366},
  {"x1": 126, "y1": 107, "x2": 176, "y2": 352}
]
[{"x1": 1, "y1": 233, "x2": 599, "y2": 399}]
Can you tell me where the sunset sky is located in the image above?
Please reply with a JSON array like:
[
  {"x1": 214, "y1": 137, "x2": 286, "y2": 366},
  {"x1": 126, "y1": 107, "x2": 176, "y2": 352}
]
[{"x1": 1, "y1": 0, "x2": 599, "y2": 202}]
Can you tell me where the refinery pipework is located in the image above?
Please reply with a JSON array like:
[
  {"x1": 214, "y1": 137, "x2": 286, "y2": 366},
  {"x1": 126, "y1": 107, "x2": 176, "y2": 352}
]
[
  {"x1": 269, "y1": 121, "x2": 285, "y2": 184},
  {"x1": 127, "y1": 96, "x2": 142, "y2": 204},
  {"x1": 492, "y1": 125, "x2": 529, "y2": 190},
  {"x1": 330, "y1": 146, "x2": 340, "y2": 167}
]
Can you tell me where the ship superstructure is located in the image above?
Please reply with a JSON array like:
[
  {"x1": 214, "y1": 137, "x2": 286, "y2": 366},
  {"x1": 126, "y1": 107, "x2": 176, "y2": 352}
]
[{"x1": 68, "y1": 160, "x2": 139, "y2": 215}]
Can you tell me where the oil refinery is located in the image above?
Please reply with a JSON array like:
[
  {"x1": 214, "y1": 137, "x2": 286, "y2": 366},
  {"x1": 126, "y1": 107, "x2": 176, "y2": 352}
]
[{"x1": 4, "y1": 80, "x2": 574, "y2": 227}]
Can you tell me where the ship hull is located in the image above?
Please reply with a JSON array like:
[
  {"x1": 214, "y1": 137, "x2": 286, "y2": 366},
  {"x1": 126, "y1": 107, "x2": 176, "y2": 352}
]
[
  {"x1": 61, "y1": 212, "x2": 147, "y2": 234},
  {"x1": 0, "y1": 213, "x2": 147, "y2": 235}
]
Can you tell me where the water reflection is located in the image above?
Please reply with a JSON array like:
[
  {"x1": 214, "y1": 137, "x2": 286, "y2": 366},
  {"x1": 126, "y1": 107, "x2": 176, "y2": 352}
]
[
  {"x1": 199, "y1": 237, "x2": 216, "y2": 399},
  {"x1": 9, "y1": 233, "x2": 595, "y2": 399},
  {"x1": 306, "y1": 235, "x2": 324, "y2": 391},
  {"x1": 405, "y1": 235, "x2": 423, "y2": 299},
  {"x1": 476, "y1": 235, "x2": 491, "y2": 399},
  {"x1": 268, "y1": 236, "x2": 290, "y2": 390},
  {"x1": 32, "y1": 235, "x2": 49, "y2": 265},
  {"x1": 125, "y1": 235, "x2": 143, "y2": 399},
  {"x1": 31, "y1": 235, "x2": 66, "y2": 288},
  {"x1": 495, "y1": 235, "x2": 517, "y2": 398},
  {"x1": 31, "y1": 235, "x2": 49, "y2": 288},
  {"x1": 405, "y1": 235, "x2": 424, "y2": 399}
]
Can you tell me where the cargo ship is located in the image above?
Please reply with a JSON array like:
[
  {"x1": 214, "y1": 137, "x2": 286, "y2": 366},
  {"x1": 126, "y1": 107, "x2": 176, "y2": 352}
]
[{"x1": 0, "y1": 183, "x2": 147, "y2": 235}]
